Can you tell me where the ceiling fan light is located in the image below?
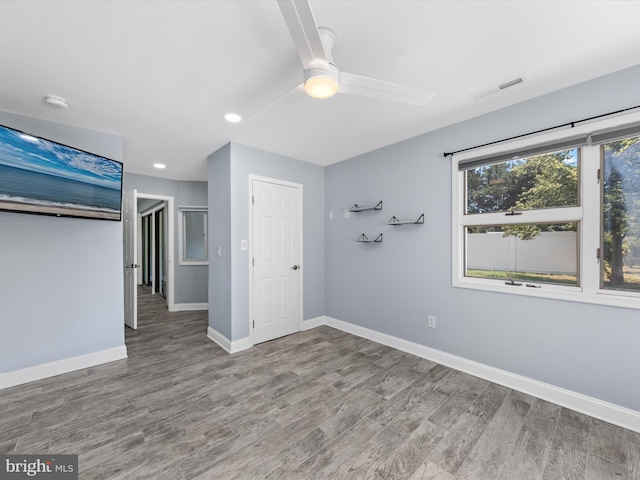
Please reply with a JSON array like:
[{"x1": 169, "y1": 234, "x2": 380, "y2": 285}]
[
  {"x1": 304, "y1": 67, "x2": 339, "y2": 99},
  {"x1": 305, "y1": 76, "x2": 338, "y2": 99}
]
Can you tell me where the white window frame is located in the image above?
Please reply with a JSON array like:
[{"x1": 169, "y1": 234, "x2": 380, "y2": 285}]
[
  {"x1": 452, "y1": 110, "x2": 640, "y2": 310},
  {"x1": 178, "y1": 206, "x2": 208, "y2": 266}
]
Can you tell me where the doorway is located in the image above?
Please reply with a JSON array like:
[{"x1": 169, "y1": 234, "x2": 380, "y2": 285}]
[
  {"x1": 122, "y1": 189, "x2": 175, "y2": 330},
  {"x1": 140, "y1": 200, "x2": 168, "y2": 299},
  {"x1": 250, "y1": 176, "x2": 303, "y2": 345}
]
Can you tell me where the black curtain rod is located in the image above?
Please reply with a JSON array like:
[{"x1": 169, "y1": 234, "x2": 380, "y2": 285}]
[{"x1": 443, "y1": 104, "x2": 640, "y2": 158}]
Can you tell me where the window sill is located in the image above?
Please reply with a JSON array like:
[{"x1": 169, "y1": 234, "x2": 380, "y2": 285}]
[
  {"x1": 179, "y1": 260, "x2": 209, "y2": 266},
  {"x1": 453, "y1": 278, "x2": 640, "y2": 310}
]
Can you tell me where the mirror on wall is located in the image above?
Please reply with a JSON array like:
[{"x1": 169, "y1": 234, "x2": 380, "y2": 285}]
[{"x1": 179, "y1": 207, "x2": 208, "y2": 265}]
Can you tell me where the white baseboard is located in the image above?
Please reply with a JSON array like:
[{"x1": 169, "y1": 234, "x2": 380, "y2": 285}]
[
  {"x1": 0, "y1": 345, "x2": 128, "y2": 390},
  {"x1": 207, "y1": 327, "x2": 252, "y2": 354},
  {"x1": 207, "y1": 317, "x2": 323, "y2": 354},
  {"x1": 172, "y1": 302, "x2": 208, "y2": 312},
  {"x1": 324, "y1": 316, "x2": 640, "y2": 434},
  {"x1": 301, "y1": 315, "x2": 327, "y2": 331}
]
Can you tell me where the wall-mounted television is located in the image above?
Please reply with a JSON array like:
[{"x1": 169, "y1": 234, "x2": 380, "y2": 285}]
[{"x1": 0, "y1": 124, "x2": 123, "y2": 221}]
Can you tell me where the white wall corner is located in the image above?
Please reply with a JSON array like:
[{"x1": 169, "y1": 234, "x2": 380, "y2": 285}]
[
  {"x1": 172, "y1": 303, "x2": 209, "y2": 312},
  {"x1": 207, "y1": 326, "x2": 251, "y2": 354},
  {"x1": 301, "y1": 315, "x2": 328, "y2": 331},
  {"x1": 0, "y1": 345, "x2": 128, "y2": 390},
  {"x1": 323, "y1": 316, "x2": 640, "y2": 434}
]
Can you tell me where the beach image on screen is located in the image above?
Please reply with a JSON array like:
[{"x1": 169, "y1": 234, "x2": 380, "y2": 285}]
[{"x1": 0, "y1": 125, "x2": 122, "y2": 220}]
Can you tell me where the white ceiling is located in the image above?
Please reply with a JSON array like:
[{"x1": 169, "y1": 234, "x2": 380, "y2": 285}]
[{"x1": 1, "y1": 1, "x2": 640, "y2": 181}]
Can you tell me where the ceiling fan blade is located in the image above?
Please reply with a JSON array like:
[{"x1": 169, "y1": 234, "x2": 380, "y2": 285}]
[
  {"x1": 277, "y1": 0, "x2": 328, "y2": 70},
  {"x1": 245, "y1": 83, "x2": 305, "y2": 122},
  {"x1": 339, "y1": 72, "x2": 435, "y2": 106}
]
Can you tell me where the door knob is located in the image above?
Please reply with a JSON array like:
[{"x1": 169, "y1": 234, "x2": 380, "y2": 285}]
[{"x1": 291, "y1": 265, "x2": 300, "y2": 270}]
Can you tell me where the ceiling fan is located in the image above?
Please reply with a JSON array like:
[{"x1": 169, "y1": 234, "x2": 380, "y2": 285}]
[{"x1": 246, "y1": 0, "x2": 435, "y2": 119}]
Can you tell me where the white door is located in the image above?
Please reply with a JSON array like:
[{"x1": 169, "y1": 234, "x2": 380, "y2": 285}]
[
  {"x1": 123, "y1": 189, "x2": 138, "y2": 329},
  {"x1": 252, "y1": 179, "x2": 302, "y2": 344}
]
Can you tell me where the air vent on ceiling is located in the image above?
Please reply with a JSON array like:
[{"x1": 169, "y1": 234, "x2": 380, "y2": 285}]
[{"x1": 471, "y1": 74, "x2": 527, "y2": 101}]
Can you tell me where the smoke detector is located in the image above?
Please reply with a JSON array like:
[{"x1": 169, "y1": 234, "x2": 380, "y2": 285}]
[
  {"x1": 44, "y1": 95, "x2": 69, "y2": 109},
  {"x1": 471, "y1": 74, "x2": 527, "y2": 101}
]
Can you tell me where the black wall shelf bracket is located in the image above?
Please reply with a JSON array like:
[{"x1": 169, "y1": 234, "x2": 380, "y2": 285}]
[
  {"x1": 349, "y1": 201, "x2": 383, "y2": 212},
  {"x1": 357, "y1": 233, "x2": 383, "y2": 243},
  {"x1": 388, "y1": 213, "x2": 424, "y2": 225}
]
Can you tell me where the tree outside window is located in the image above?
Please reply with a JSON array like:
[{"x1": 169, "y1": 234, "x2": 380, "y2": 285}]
[
  {"x1": 602, "y1": 136, "x2": 640, "y2": 291},
  {"x1": 465, "y1": 149, "x2": 579, "y2": 285}
]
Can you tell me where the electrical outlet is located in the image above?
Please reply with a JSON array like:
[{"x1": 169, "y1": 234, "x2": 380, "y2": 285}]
[
  {"x1": 427, "y1": 315, "x2": 436, "y2": 329},
  {"x1": 329, "y1": 210, "x2": 333, "y2": 220},
  {"x1": 344, "y1": 209, "x2": 350, "y2": 219}
]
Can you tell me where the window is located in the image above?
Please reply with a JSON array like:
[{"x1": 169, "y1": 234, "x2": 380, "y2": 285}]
[
  {"x1": 466, "y1": 223, "x2": 578, "y2": 287},
  {"x1": 452, "y1": 111, "x2": 640, "y2": 309},
  {"x1": 462, "y1": 147, "x2": 580, "y2": 288},
  {"x1": 179, "y1": 207, "x2": 208, "y2": 265},
  {"x1": 465, "y1": 149, "x2": 579, "y2": 214},
  {"x1": 601, "y1": 135, "x2": 640, "y2": 292}
]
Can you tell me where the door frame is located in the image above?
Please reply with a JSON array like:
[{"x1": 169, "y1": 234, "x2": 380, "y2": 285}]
[
  {"x1": 131, "y1": 193, "x2": 175, "y2": 311},
  {"x1": 248, "y1": 174, "x2": 304, "y2": 347}
]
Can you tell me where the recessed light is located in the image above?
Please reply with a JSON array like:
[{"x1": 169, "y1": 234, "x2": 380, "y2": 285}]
[
  {"x1": 19, "y1": 133, "x2": 40, "y2": 143},
  {"x1": 44, "y1": 95, "x2": 68, "y2": 109},
  {"x1": 153, "y1": 163, "x2": 166, "y2": 169},
  {"x1": 224, "y1": 113, "x2": 242, "y2": 123}
]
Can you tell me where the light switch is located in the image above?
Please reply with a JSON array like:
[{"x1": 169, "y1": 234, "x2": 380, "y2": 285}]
[
  {"x1": 217, "y1": 245, "x2": 221, "y2": 257},
  {"x1": 241, "y1": 240, "x2": 248, "y2": 250}
]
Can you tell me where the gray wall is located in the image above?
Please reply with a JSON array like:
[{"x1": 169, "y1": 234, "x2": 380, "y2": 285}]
[
  {"x1": 123, "y1": 172, "x2": 208, "y2": 304},
  {"x1": 208, "y1": 144, "x2": 232, "y2": 339},
  {"x1": 325, "y1": 64, "x2": 640, "y2": 412},
  {"x1": 0, "y1": 111, "x2": 124, "y2": 373},
  {"x1": 208, "y1": 142, "x2": 325, "y2": 341}
]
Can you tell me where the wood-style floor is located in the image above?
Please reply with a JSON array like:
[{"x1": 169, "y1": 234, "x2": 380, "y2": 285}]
[{"x1": 1, "y1": 287, "x2": 639, "y2": 479}]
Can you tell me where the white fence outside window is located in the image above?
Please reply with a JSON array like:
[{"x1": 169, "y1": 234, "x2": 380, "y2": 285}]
[{"x1": 466, "y1": 231, "x2": 577, "y2": 275}]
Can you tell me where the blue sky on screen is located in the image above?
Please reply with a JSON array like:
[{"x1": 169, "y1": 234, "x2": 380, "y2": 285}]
[{"x1": 0, "y1": 125, "x2": 122, "y2": 189}]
